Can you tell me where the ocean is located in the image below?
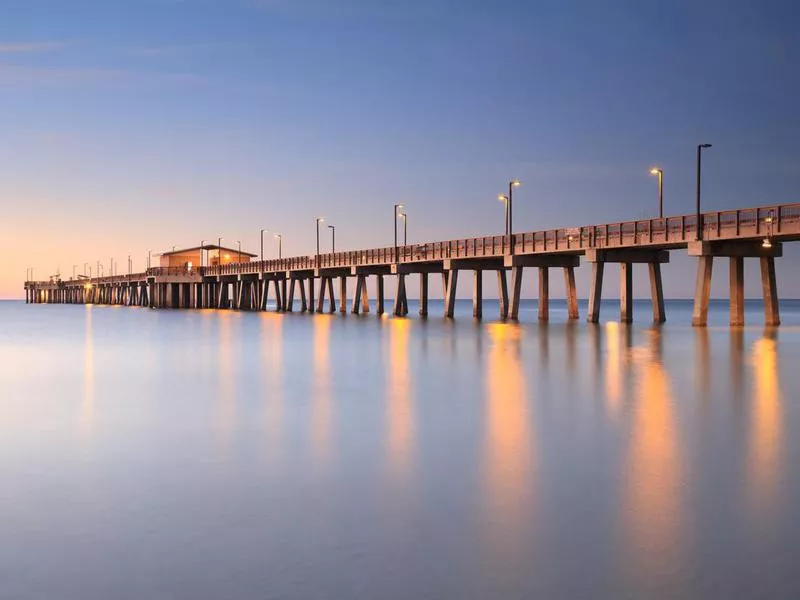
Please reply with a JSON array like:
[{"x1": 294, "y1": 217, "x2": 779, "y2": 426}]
[{"x1": 1, "y1": 298, "x2": 799, "y2": 599}]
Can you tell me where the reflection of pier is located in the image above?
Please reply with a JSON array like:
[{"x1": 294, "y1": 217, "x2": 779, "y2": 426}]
[{"x1": 25, "y1": 203, "x2": 798, "y2": 327}]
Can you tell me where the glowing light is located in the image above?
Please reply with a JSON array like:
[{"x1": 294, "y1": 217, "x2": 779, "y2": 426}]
[
  {"x1": 650, "y1": 167, "x2": 662, "y2": 175},
  {"x1": 762, "y1": 238, "x2": 772, "y2": 249},
  {"x1": 497, "y1": 194, "x2": 508, "y2": 203},
  {"x1": 510, "y1": 179, "x2": 521, "y2": 187}
]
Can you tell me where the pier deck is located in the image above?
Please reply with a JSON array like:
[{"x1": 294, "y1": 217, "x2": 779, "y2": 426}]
[{"x1": 25, "y1": 203, "x2": 799, "y2": 326}]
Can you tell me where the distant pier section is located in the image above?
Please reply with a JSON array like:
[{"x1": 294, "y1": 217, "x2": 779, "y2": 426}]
[{"x1": 25, "y1": 203, "x2": 798, "y2": 327}]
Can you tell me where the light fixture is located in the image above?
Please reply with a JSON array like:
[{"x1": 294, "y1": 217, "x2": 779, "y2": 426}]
[{"x1": 762, "y1": 238, "x2": 772, "y2": 249}]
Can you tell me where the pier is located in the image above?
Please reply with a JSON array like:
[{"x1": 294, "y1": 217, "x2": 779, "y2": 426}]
[{"x1": 24, "y1": 203, "x2": 798, "y2": 327}]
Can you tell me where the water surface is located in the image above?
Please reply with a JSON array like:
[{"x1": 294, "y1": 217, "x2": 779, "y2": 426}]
[{"x1": 1, "y1": 299, "x2": 799, "y2": 599}]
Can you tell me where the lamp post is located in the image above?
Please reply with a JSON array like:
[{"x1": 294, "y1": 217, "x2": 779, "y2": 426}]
[
  {"x1": 84, "y1": 263, "x2": 88, "y2": 277},
  {"x1": 236, "y1": 240, "x2": 242, "y2": 264},
  {"x1": 147, "y1": 251, "x2": 151, "y2": 270},
  {"x1": 763, "y1": 210, "x2": 775, "y2": 248},
  {"x1": 128, "y1": 255, "x2": 132, "y2": 275},
  {"x1": 399, "y1": 212, "x2": 407, "y2": 245},
  {"x1": 72, "y1": 265, "x2": 77, "y2": 280},
  {"x1": 260, "y1": 229, "x2": 266, "y2": 262},
  {"x1": 649, "y1": 167, "x2": 664, "y2": 218},
  {"x1": 328, "y1": 225, "x2": 336, "y2": 253},
  {"x1": 497, "y1": 195, "x2": 509, "y2": 236},
  {"x1": 507, "y1": 179, "x2": 521, "y2": 254},
  {"x1": 200, "y1": 241, "x2": 205, "y2": 268},
  {"x1": 393, "y1": 203, "x2": 405, "y2": 262},
  {"x1": 315, "y1": 217, "x2": 324, "y2": 266},
  {"x1": 217, "y1": 237, "x2": 223, "y2": 266},
  {"x1": 696, "y1": 144, "x2": 712, "y2": 240},
  {"x1": 274, "y1": 234, "x2": 282, "y2": 259}
]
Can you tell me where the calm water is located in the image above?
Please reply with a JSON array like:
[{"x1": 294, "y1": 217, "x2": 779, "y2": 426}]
[{"x1": 2, "y1": 299, "x2": 800, "y2": 599}]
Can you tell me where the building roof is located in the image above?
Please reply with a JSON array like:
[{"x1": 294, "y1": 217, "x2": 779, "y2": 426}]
[{"x1": 158, "y1": 245, "x2": 257, "y2": 257}]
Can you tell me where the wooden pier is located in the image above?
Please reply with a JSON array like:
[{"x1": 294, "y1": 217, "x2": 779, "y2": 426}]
[{"x1": 24, "y1": 203, "x2": 799, "y2": 327}]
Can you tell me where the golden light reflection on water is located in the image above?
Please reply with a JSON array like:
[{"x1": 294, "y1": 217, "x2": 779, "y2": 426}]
[
  {"x1": 747, "y1": 334, "x2": 782, "y2": 522},
  {"x1": 624, "y1": 329, "x2": 682, "y2": 577},
  {"x1": 385, "y1": 318, "x2": 413, "y2": 475},
  {"x1": 312, "y1": 316, "x2": 332, "y2": 460},
  {"x1": 483, "y1": 323, "x2": 533, "y2": 557}
]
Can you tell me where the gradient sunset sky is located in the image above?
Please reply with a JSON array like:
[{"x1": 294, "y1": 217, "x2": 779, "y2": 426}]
[{"x1": 2, "y1": 0, "x2": 798, "y2": 299}]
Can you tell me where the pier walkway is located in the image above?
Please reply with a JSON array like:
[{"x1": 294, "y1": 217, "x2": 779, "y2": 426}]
[{"x1": 25, "y1": 203, "x2": 799, "y2": 327}]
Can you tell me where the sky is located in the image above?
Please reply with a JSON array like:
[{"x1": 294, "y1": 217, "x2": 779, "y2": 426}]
[{"x1": 1, "y1": 0, "x2": 799, "y2": 300}]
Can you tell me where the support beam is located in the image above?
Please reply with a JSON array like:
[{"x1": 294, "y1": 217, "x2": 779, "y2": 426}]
[
  {"x1": 394, "y1": 274, "x2": 407, "y2": 317},
  {"x1": 587, "y1": 262, "x2": 605, "y2": 324},
  {"x1": 497, "y1": 270, "x2": 509, "y2": 320},
  {"x1": 444, "y1": 270, "x2": 459, "y2": 318},
  {"x1": 729, "y1": 257, "x2": 744, "y2": 327},
  {"x1": 351, "y1": 275, "x2": 362, "y2": 314},
  {"x1": 273, "y1": 279, "x2": 283, "y2": 312},
  {"x1": 327, "y1": 276, "x2": 336, "y2": 313},
  {"x1": 620, "y1": 262, "x2": 632, "y2": 323},
  {"x1": 692, "y1": 256, "x2": 714, "y2": 327},
  {"x1": 376, "y1": 274, "x2": 384, "y2": 315},
  {"x1": 360, "y1": 276, "x2": 370, "y2": 313},
  {"x1": 564, "y1": 266, "x2": 579, "y2": 320},
  {"x1": 649, "y1": 262, "x2": 666, "y2": 324},
  {"x1": 309, "y1": 276, "x2": 316, "y2": 313},
  {"x1": 509, "y1": 267, "x2": 523, "y2": 320},
  {"x1": 299, "y1": 278, "x2": 308, "y2": 312},
  {"x1": 339, "y1": 276, "x2": 347, "y2": 314},
  {"x1": 287, "y1": 279, "x2": 296, "y2": 312},
  {"x1": 473, "y1": 270, "x2": 483, "y2": 319},
  {"x1": 538, "y1": 267, "x2": 549, "y2": 322},
  {"x1": 419, "y1": 272, "x2": 428, "y2": 317},
  {"x1": 760, "y1": 256, "x2": 780, "y2": 327}
]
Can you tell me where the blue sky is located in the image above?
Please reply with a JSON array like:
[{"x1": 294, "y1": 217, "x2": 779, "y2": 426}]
[{"x1": 1, "y1": 0, "x2": 798, "y2": 299}]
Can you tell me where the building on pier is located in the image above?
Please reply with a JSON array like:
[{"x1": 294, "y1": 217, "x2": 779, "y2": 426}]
[{"x1": 159, "y1": 245, "x2": 256, "y2": 269}]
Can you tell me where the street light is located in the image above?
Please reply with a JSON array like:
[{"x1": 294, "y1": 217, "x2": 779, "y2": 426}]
[
  {"x1": 84, "y1": 263, "x2": 88, "y2": 277},
  {"x1": 217, "y1": 237, "x2": 223, "y2": 266},
  {"x1": 508, "y1": 179, "x2": 521, "y2": 254},
  {"x1": 200, "y1": 240, "x2": 205, "y2": 267},
  {"x1": 274, "y1": 234, "x2": 282, "y2": 259},
  {"x1": 72, "y1": 265, "x2": 77, "y2": 279},
  {"x1": 327, "y1": 224, "x2": 336, "y2": 253},
  {"x1": 260, "y1": 229, "x2": 267, "y2": 262},
  {"x1": 128, "y1": 254, "x2": 132, "y2": 275},
  {"x1": 236, "y1": 240, "x2": 242, "y2": 264},
  {"x1": 316, "y1": 217, "x2": 324, "y2": 265},
  {"x1": 393, "y1": 203, "x2": 405, "y2": 262},
  {"x1": 696, "y1": 144, "x2": 712, "y2": 240},
  {"x1": 147, "y1": 250, "x2": 152, "y2": 270},
  {"x1": 649, "y1": 167, "x2": 664, "y2": 218},
  {"x1": 399, "y1": 212, "x2": 407, "y2": 245},
  {"x1": 497, "y1": 195, "x2": 509, "y2": 236},
  {"x1": 763, "y1": 210, "x2": 775, "y2": 248}
]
